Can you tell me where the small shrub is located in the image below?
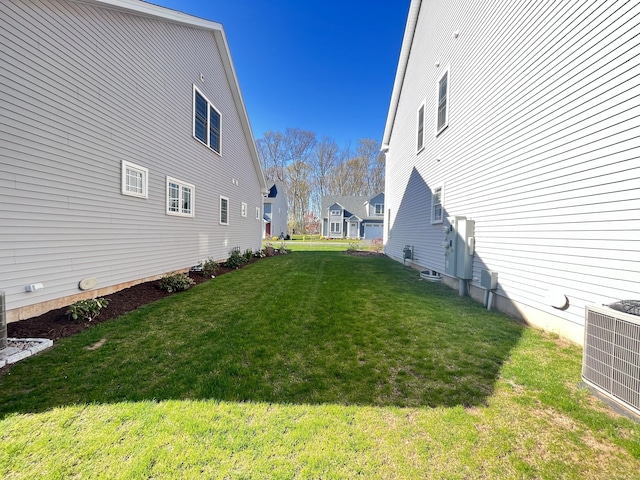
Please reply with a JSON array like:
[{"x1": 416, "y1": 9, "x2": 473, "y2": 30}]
[
  {"x1": 66, "y1": 297, "x2": 110, "y2": 322},
  {"x1": 371, "y1": 237, "x2": 383, "y2": 253},
  {"x1": 158, "y1": 272, "x2": 195, "y2": 293},
  {"x1": 277, "y1": 242, "x2": 290, "y2": 254},
  {"x1": 272, "y1": 236, "x2": 279, "y2": 241},
  {"x1": 347, "y1": 241, "x2": 362, "y2": 252},
  {"x1": 243, "y1": 248, "x2": 253, "y2": 262},
  {"x1": 225, "y1": 250, "x2": 245, "y2": 269},
  {"x1": 201, "y1": 257, "x2": 219, "y2": 277},
  {"x1": 263, "y1": 243, "x2": 276, "y2": 257}
]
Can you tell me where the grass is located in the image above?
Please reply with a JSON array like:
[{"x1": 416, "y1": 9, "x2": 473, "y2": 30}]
[{"x1": 1, "y1": 251, "x2": 639, "y2": 479}]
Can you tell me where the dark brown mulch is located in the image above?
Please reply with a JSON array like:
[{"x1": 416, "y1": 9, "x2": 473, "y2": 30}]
[
  {"x1": 347, "y1": 250, "x2": 386, "y2": 257},
  {"x1": 7, "y1": 259, "x2": 258, "y2": 342}
]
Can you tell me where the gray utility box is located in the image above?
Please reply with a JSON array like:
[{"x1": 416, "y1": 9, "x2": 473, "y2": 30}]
[
  {"x1": 444, "y1": 216, "x2": 475, "y2": 280},
  {"x1": 481, "y1": 269, "x2": 498, "y2": 290}
]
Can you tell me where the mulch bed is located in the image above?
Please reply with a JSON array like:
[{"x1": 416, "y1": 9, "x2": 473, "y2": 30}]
[{"x1": 7, "y1": 260, "x2": 257, "y2": 342}]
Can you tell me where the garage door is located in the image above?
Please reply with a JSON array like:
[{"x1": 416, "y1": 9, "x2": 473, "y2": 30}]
[{"x1": 363, "y1": 223, "x2": 383, "y2": 239}]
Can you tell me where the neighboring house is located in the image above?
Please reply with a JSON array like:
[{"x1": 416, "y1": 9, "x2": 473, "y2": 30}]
[
  {"x1": 321, "y1": 193, "x2": 385, "y2": 240},
  {"x1": 382, "y1": 0, "x2": 640, "y2": 345},
  {"x1": 263, "y1": 182, "x2": 288, "y2": 239},
  {"x1": 0, "y1": 0, "x2": 267, "y2": 323}
]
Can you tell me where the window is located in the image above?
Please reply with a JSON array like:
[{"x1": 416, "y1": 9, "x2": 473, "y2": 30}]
[
  {"x1": 432, "y1": 184, "x2": 444, "y2": 224},
  {"x1": 417, "y1": 102, "x2": 425, "y2": 151},
  {"x1": 330, "y1": 222, "x2": 341, "y2": 234},
  {"x1": 220, "y1": 196, "x2": 229, "y2": 225},
  {"x1": 241, "y1": 202, "x2": 247, "y2": 217},
  {"x1": 256, "y1": 207, "x2": 261, "y2": 220},
  {"x1": 121, "y1": 161, "x2": 148, "y2": 198},
  {"x1": 331, "y1": 209, "x2": 341, "y2": 216},
  {"x1": 193, "y1": 85, "x2": 221, "y2": 154},
  {"x1": 166, "y1": 177, "x2": 194, "y2": 217},
  {"x1": 375, "y1": 203, "x2": 384, "y2": 215},
  {"x1": 436, "y1": 67, "x2": 449, "y2": 135}
]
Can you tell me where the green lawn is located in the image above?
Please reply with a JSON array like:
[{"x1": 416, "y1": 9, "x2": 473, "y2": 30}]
[{"x1": 1, "y1": 252, "x2": 639, "y2": 479}]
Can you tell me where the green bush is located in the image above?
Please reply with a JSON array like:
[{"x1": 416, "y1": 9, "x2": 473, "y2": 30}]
[
  {"x1": 201, "y1": 257, "x2": 219, "y2": 277},
  {"x1": 66, "y1": 297, "x2": 110, "y2": 322},
  {"x1": 243, "y1": 248, "x2": 253, "y2": 262},
  {"x1": 347, "y1": 241, "x2": 362, "y2": 252},
  {"x1": 158, "y1": 272, "x2": 196, "y2": 293},
  {"x1": 225, "y1": 250, "x2": 245, "y2": 269}
]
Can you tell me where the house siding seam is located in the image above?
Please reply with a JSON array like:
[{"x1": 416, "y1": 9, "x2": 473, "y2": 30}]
[
  {"x1": 0, "y1": 0, "x2": 265, "y2": 321},
  {"x1": 383, "y1": 0, "x2": 640, "y2": 345}
]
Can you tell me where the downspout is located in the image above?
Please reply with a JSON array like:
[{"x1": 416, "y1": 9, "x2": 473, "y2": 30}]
[{"x1": 381, "y1": 0, "x2": 422, "y2": 152}]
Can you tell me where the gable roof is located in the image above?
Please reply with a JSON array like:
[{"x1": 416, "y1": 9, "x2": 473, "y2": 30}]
[
  {"x1": 85, "y1": 0, "x2": 267, "y2": 194},
  {"x1": 322, "y1": 194, "x2": 384, "y2": 221},
  {"x1": 381, "y1": 0, "x2": 421, "y2": 152}
]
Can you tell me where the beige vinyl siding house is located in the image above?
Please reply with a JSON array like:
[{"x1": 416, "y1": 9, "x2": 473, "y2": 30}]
[
  {"x1": 382, "y1": 0, "x2": 640, "y2": 345},
  {"x1": 0, "y1": 0, "x2": 267, "y2": 322}
]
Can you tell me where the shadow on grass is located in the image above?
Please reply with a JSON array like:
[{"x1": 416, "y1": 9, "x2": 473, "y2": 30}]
[{"x1": 0, "y1": 252, "x2": 524, "y2": 417}]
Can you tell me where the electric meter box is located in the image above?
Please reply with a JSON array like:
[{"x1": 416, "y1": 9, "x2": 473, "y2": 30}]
[{"x1": 444, "y1": 216, "x2": 475, "y2": 280}]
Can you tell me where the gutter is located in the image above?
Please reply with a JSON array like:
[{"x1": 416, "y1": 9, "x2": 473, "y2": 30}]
[{"x1": 381, "y1": 0, "x2": 422, "y2": 152}]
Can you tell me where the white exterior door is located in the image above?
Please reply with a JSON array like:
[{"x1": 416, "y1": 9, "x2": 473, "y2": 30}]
[{"x1": 349, "y1": 222, "x2": 358, "y2": 238}]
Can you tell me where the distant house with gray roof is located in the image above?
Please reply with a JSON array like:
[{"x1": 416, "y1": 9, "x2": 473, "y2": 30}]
[{"x1": 321, "y1": 193, "x2": 384, "y2": 240}]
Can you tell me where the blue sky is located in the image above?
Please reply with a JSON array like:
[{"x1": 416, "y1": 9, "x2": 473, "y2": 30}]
[{"x1": 151, "y1": 1, "x2": 411, "y2": 149}]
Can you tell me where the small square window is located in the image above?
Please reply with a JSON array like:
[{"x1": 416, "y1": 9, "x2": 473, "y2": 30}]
[
  {"x1": 241, "y1": 202, "x2": 247, "y2": 218},
  {"x1": 432, "y1": 184, "x2": 444, "y2": 224},
  {"x1": 436, "y1": 67, "x2": 449, "y2": 135},
  {"x1": 220, "y1": 196, "x2": 229, "y2": 225},
  {"x1": 121, "y1": 161, "x2": 148, "y2": 198},
  {"x1": 166, "y1": 176, "x2": 195, "y2": 217}
]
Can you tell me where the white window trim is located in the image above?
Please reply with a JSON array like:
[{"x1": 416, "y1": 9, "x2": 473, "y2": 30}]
[
  {"x1": 417, "y1": 100, "x2": 426, "y2": 152},
  {"x1": 375, "y1": 203, "x2": 384, "y2": 215},
  {"x1": 121, "y1": 160, "x2": 148, "y2": 199},
  {"x1": 431, "y1": 183, "x2": 445, "y2": 224},
  {"x1": 436, "y1": 66, "x2": 450, "y2": 136},
  {"x1": 330, "y1": 210, "x2": 341, "y2": 216},
  {"x1": 193, "y1": 84, "x2": 222, "y2": 155},
  {"x1": 241, "y1": 202, "x2": 247, "y2": 218},
  {"x1": 166, "y1": 176, "x2": 195, "y2": 218},
  {"x1": 330, "y1": 222, "x2": 341, "y2": 234},
  {"x1": 219, "y1": 195, "x2": 229, "y2": 225}
]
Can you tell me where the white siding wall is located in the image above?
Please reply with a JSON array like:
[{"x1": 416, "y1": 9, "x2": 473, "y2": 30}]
[
  {"x1": 384, "y1": 0, "x2": 640, "y2": 343},
  {"x1": 0, "y1": 0, "x2": 264, "y2": 318}
]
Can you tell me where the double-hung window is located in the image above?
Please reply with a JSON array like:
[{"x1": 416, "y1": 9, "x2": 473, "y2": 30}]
[
  {"x1": 417, "y1": 102, "x2": 425, "y2": 152},
  {"x1": 166, "y1": 177, "x2": 194, "y2": 217},
  {"x1": 375, "y1": 203, "x2": 384, "y2": 215},
  {"x1": 220, "y1": 196, "x2": 229, "y2": 225},
  {"x1": 330, "y1": 222, "x2": 341, "y2": 234},
  {"x1": 431, "y1": 184, "x2": 444, "y2": 224},
  {"x1": 121, "y1": 160, "x2": 148, "y2": 198},
  {"x1": 436, "y1": 67, "x2": 449, "y2": 135},
  {"x1": 193, "y1": 85, "x2": 221, "y2": 154}
]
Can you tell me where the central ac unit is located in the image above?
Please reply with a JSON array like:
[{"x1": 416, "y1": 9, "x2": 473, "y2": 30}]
[
  {"x1": 582, "y1": 304, "x2": 640, "y2": 418},
  {"x1": 0, "y1": 291, "x2": 6, "y2": 352}
]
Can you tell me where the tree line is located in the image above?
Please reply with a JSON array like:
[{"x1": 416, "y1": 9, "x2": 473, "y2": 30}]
[{"x1": 256, "y1": 128, "x2": 385, "y2": 234}]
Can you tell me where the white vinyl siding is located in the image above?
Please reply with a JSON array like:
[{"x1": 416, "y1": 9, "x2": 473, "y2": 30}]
[
  {"x1": 166, "y1": 177, "x2": 194, "y2": 217},
  {"x1": 383, "y1": 0, "x2": 640, "y2": 344},
  {"x1": 121, "y1": 160, "x2": 148, "y2": 198},
  {"x1": 0, "y1": 0, "x2": 266, "y2": 320}
]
